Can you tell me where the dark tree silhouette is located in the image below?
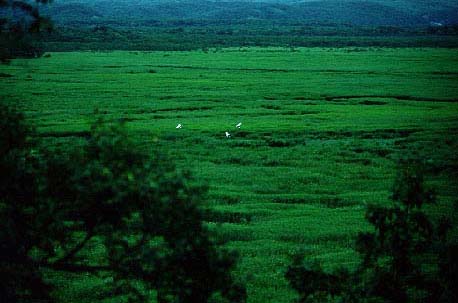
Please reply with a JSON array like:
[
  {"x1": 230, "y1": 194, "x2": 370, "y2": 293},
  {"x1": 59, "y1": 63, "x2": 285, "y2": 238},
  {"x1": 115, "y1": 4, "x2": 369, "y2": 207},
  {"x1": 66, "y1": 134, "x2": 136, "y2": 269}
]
[
  {"x1": 0, "y1": 0, "x2": 52, "y2": 61},
  {"x1": 0, "y1": 104, "x2": 246, "y2": 303},
  {"x1": 286, "y1": 160, "x2": 457, "y2": 303}
]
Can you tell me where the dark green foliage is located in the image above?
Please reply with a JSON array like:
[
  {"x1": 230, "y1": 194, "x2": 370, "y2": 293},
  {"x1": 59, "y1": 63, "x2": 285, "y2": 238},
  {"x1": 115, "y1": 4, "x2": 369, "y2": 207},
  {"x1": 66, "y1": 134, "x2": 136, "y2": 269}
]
[
  {"x1": 39, "y1": 24, "x2": 458, "y2": 53},
  {"x1": 0, "y1": 0, "x2": 52, "y2": 61},
  {"x1": 0, "y1": 104, "x2": 52, "y2": 303},
  {"x1": 0, "y1": 105, "x2": 246, "y2": 303},
  {"x1": 286, "y1": 258, "x2": 350, "y2": 303},
  {"x1": 285, "y1": 160, "x2": 457, "y2": 303}
]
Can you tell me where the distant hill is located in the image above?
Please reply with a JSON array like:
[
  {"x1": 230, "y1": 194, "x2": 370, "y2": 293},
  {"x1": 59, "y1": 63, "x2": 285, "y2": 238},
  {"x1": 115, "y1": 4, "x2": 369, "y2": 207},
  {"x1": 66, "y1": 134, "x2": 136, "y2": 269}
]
[{"x1": 42, "y1": 0, "x2": 458, "y2": 26}]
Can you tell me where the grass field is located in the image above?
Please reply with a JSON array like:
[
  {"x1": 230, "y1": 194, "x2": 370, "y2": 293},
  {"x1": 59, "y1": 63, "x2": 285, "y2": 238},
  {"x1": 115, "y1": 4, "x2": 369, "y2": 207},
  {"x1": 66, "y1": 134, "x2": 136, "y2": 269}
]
[{"x1": 1, "y1": 47, "x2": 458, "y2": 302}]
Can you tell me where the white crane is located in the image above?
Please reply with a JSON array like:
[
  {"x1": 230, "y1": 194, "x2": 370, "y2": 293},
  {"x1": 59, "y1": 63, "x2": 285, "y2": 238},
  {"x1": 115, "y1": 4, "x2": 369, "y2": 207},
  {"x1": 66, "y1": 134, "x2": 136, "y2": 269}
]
[
  {"x1": 236, "y1": 122, "x2": 242, "y2": 129},
  {"x1": 225, "y1": 131, "x2": 231, "y2": 138},
  {"x1": 176, "y1": 123, "x2": 182, "y2": 129}
]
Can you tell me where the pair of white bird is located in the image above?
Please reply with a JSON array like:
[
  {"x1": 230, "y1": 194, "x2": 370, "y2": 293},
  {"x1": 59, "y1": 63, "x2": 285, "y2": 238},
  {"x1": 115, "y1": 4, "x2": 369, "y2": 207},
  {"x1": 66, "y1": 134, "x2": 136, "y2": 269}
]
[
  {"x1": 176, "y1": 122, "x2": 242, "y2": 138},
  {"x1": 227, "y1": 122, "x2": 242, "y2": 137}
]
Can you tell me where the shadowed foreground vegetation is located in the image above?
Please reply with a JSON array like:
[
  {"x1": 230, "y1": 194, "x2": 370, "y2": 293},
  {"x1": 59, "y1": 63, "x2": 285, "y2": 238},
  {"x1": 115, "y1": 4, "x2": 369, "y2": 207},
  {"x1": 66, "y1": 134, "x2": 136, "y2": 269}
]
[
  {"x1": 286, "y1": 161, "x2": 458, "y2": 302},
  {"x1": 0, "y1": 105, "x2": 246, "y2": 302}
]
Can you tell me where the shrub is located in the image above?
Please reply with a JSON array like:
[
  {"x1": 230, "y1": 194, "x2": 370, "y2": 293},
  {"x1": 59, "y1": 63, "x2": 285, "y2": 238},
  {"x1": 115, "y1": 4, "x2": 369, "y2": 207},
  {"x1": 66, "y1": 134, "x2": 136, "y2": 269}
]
[
  {"x1": 0, "y1": 105, "x2": 246, "y2": 303},
  {"x1": 285, "y1": 160, "x2": 457, "y2": 303}
]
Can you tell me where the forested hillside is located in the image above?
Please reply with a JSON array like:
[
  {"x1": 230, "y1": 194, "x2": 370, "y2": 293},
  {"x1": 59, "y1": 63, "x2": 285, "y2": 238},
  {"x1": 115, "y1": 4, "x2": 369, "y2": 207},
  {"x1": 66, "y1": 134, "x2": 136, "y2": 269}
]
[
  {"x1": 2, "y1": 0, "x2": 458, "y2": 54},
  {"x1": 23, "y1": 0, "x2": 454, "y2": 51},
  {"x1": 43, "y1": 0, "x2": 458, "y2": 26}
]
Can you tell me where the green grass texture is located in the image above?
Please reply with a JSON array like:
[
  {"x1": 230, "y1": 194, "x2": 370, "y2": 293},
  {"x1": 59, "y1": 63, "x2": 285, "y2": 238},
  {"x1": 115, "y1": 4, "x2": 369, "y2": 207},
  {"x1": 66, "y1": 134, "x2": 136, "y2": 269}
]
[{"x1": 1, "y1": 47, "x2": 458, "y2": 302}]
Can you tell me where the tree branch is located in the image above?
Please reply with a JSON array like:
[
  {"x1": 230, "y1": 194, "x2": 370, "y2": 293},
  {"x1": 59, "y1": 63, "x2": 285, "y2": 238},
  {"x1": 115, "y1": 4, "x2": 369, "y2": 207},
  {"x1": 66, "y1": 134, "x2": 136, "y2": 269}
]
[
  {"x1": 53, "y1": 226, "x2": 95, "y2": 265},
  {"x1": 40, "y1": 261, "x2": 112, "y2": 273}
]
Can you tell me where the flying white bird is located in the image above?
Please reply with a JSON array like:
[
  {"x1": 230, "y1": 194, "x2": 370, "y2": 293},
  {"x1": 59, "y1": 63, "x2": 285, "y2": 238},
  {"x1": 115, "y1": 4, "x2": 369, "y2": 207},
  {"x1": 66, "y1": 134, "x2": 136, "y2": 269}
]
[
  {"x1": 236, "y1": 122, "x2": 242, "y2": 129},
  {"x1": 176, "y1": 123, "x2": 182, "y2": 129},
  {"x1": 225, "y1": 131, "x2": 231, "y2": 138}
]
